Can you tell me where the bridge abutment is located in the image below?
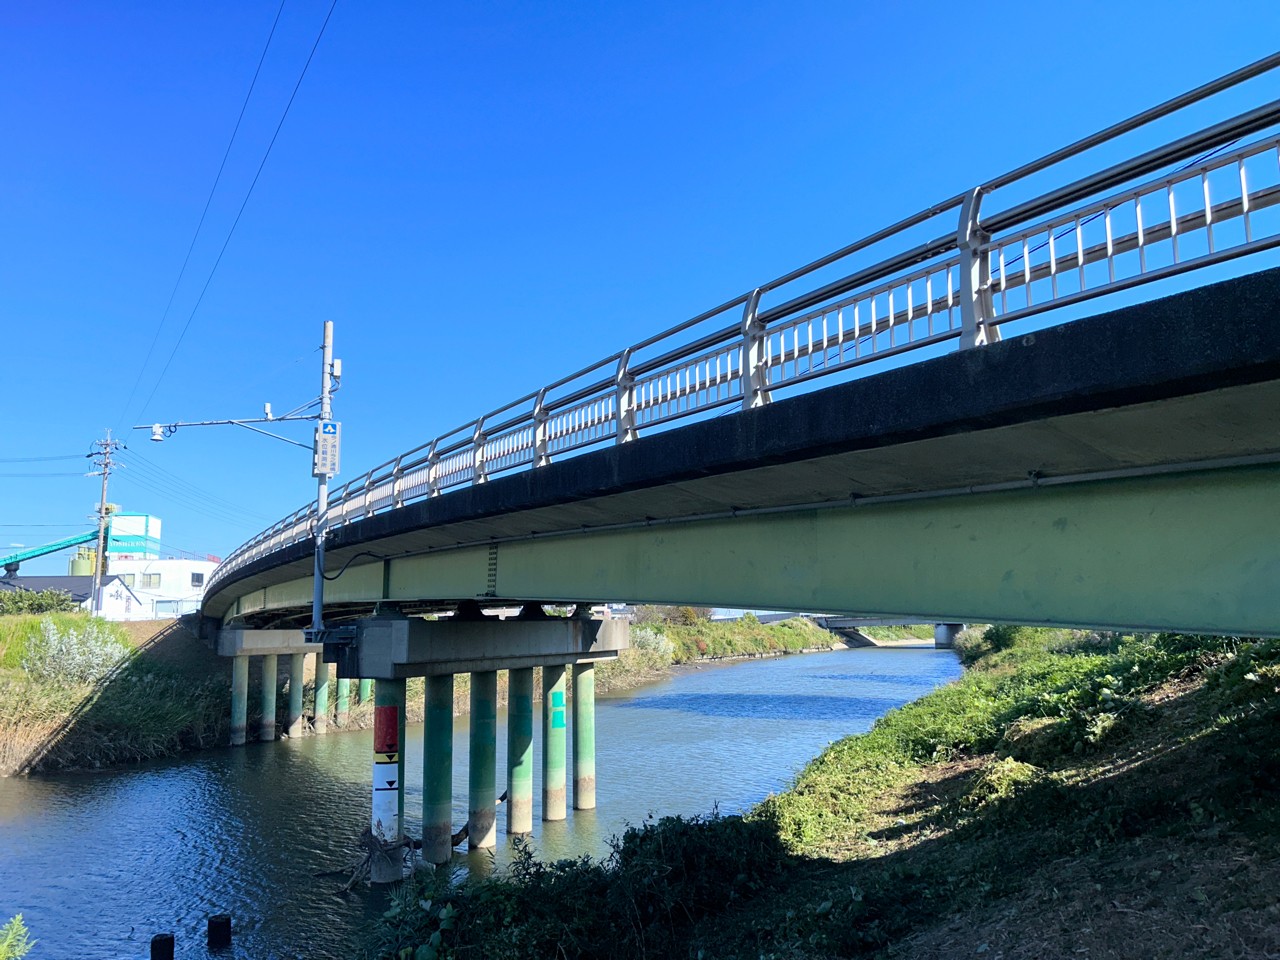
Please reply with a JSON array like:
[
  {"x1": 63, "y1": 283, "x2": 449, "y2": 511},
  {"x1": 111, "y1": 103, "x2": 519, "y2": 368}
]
[{"x1": 934, "y1": 623, "x2": 963, "y2": 649}]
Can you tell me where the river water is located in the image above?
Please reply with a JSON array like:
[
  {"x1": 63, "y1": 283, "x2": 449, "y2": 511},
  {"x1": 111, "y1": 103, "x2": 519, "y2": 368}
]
[{"x1": 0, "y1": 646, "x2": 961, "y2": 959}]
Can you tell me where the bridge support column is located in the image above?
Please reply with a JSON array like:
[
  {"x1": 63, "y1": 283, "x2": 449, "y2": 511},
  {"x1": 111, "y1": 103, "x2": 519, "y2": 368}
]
[
  {"x1": 573, "y1": 662, "x2": 596, "y2": 810},
  {"x1": 934, "y1": 623, "x2": 963, "y2": 649},
  {"x1": 358, "y1": 678, "x2": 373, "y2": 704},
  {"x1": 286, "y1": 653, "x2": 305, "y2": 738},
  {"x1": 468, "y1": 671, "x2": 498, "y2": 849},
  {"x1": 507, "y1": 667, "x2": 534, "y2": 835},
  {"x1": 335, "y1": 678, "x2": 350, "y2": 727},
  {"x1": 313, "y1": 652, "x2": 330, "y2": 734},
  {"x1": 259, "y1": 654, "x2": 278, "y2": 742},
  {"x1": 230, "y1": 655, "x2": 248, "y2": 746},
  {"x1": 371, "y1": 677, "x2": 406, "y2": 883},
  {"x1": 423, "y1": 674, "x2": 454, "y2": 864},
  {"x1": 542, "y1": 664, "x2": 567, "y2": 821}
]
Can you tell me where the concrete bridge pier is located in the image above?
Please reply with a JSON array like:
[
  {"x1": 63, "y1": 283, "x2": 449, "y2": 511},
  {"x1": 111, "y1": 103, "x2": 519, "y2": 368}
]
[
  {"x1": 358, "y1": 678, "x2": 373, "y2": 703},
  {"x1": 335, "y1": 678, "x2": 350, "y2": 727},
  {"x1": 370, "y1": 677, "x2": 406, "y2": 883},
  {"x1": 507, "y1": 667, "x2": 535, "y2": 835},
  {"x1": 313, "y1": 652, "x2": 330, "y2": 734},
  {"x1": 286, "y1": 652, "x2": 305, "y2": 738},
  {"x1": 934, "y1": 623, "x2": 963, "y2": 649},
  {"x1": 542, "y1": 664, "x2": 568, "y2": 821},
  {"x1": 230, "y1": 655, "x2": 248, "y2": 746},
  {"x1": 573, "y1": 662, "x2": 596, "y2": 810},
  {"x1": 468, "y1": 670, "x2": 498, "y2": 849},
  {"x1": 422, "y1": 674, "x2": 454, "y2": 864},
  {"x1": 259, "y1": 654, "x2": 278, "y2": 742}
]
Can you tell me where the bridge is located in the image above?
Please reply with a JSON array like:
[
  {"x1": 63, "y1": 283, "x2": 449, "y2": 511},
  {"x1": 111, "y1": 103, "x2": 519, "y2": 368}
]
[{"x1": 198, "y1": 55, "x2": 1280, "y2": 876}]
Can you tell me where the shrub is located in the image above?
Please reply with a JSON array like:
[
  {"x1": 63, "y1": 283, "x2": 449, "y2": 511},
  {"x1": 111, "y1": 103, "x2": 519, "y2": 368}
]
[
  {"x1": 630, "y1": 625, "x2": 674, "y2": 657},
  {"x1": 0, "y1": 915, "x2": 34, "y2": 960},
  {"x1": 0, "y1": 588, "x2": 78, "y2": 616},
  {"x1": 21, "y1": 617, "x2": 129, "y2": 684}
]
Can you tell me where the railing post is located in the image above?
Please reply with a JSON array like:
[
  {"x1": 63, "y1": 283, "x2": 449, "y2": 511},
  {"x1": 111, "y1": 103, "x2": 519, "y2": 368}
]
[
  {"x1": 958, "y1": 187, "x2": 1000, "y2": 349},
  {"x1": 426, "y1": 440, "x2": 440, "y2": 497},
  {"x1": 390, "y1": 456, "x2": 405, "y2": 508},
  {"x1": 533, "y1": 388, "x2": 551, "y2": 466},
  {"x1": 472, "y1": 419, "x2": 487, "y2": 485},
  {"x1": 616, "y1": 348, "x2": 637, "y2": 442},
  {"x1": 740, "y1": 288, "x2": 770, "y2": 410}
]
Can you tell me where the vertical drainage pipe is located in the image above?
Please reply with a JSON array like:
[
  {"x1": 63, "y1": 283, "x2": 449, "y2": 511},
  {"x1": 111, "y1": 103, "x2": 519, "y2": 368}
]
[
  {"x1": 259, "y1": 654, "x2": 278, "y2": 742},
  {"x1": 286, "y1": 652, "x2": 305, "y2": 738},
  {"x1": 573, "y1": 662, "x2": 596, "y2": 810},
  {"x1": 468, "y1": 671, "x2": 498, "y2": 849},
  {"x1": 371, "y1": 678, "x2": 406, "y2": 883},
  {"x1": 507, "y1": 667, "x2": 534, "y2": 835},
  {"x1": 423, "y1": 674, "x2": 454, "y2": 864},
  {"x1": 542, "y1": 664, "x2": 567, "y2": 821},
  {"x1": 230, "y1": 655, "x2": 248, "y2": 746}
]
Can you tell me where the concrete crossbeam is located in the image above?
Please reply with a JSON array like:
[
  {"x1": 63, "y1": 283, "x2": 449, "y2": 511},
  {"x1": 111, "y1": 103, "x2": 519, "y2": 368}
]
[
  {"x1": 349, "y1": 614, "x2": 629, "y2": 681},
  {"x1": 217, "y1": 628, "x2": 320, "y2": 658}
]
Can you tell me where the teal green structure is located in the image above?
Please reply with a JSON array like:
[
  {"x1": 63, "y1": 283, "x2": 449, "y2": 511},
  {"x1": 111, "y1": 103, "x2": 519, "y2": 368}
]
[
  {"x1": 230, "y1": 655, "x2": 248, "y2": 746},
  {"x1": 358, "y1": 678, "x2": 373, "y2": 703},
  {"x1": 287, "y1": 653, "x2": 305, "y2": 738},
  {"x1": 335, "y1": 677, "x2": 350, "y2": 727},
  {"x1": 573, "y1": 663, "x2": 596, "y2": 810},
  {"x1": 259, "y1": 654, "x2": 277, "y2": 742},
  {"x1": 542, "y1": 665, "x2": 567, "y2": 821},
  {"x1": 507, "y1": 667, "x2": 534, "y2": 835},
  {"x1": 423, "y1": 674, "x2": 454, "y2": 864},
  {"x1": 469, "y1": 671, "x2": 498, "y2": 849},
  {"x1": 313, "y1": 652, "x2": 329, "y2": 734}
]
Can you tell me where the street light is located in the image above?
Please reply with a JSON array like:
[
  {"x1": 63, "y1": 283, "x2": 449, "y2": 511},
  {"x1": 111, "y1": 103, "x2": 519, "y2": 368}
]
[{"x1": 134, "y1": 321, "x2": 344, "y2": 732}]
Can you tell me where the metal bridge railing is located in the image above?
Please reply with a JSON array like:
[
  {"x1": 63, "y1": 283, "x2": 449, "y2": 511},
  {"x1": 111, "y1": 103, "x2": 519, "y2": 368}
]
[{"x1": 206, "y1": 53, "x2": 1280, "y2": 597}]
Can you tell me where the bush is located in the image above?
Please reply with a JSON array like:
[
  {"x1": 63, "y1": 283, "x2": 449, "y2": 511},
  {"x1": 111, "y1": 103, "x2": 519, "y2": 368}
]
[
  {"x1": 0, "y1": 915, "x2": 34, "y2": 960},
  {"x1": 630, "y1": 625, "x2": 674, "y2": 657},
  {"x1": 0, "y1": 588, "x2": 78, "y2": 616},
  {"x1": 21, "y1": 617, "x2": 129, "y2": 684}
]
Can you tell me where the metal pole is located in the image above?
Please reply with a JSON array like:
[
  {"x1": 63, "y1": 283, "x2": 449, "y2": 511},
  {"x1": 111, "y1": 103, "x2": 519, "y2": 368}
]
[{"x1": 311, "y1": 321, "x2": 334, "y2": 733}]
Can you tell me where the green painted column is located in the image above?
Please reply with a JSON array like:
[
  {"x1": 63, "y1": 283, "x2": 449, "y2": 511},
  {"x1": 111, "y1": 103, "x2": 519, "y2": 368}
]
[
  {"x1": 468, "y1": 670, "x2": 498, "y2": 849},
  {"x1": 507, "y1": 667, "x2": 534, "y2": 835},
  {"x1": 259, "y1": 654, "x2": 278, "y2": 742},
  {"x1": 423, "y1": 674, "x2": 454, "y2": 864},
  {"x1": 335, "y1": 678, "x2": 350, "y2": 727},
  {"x1": 542, "y1": 664, "x2": 567, "y2": 821},
  {"x1": 230, "y1": 655, "x2": 248, "y2": 746},
  {"x1": 358, "y1": 678, "x2": 373, "y2": 703},
  {"x1": 286, "y1": 653, "x2": 305, "y2": 738},
  {"x1": 371, "y1": 677, "x2": 406, "y2": 884},
  {"x1": 573, "y1": 662, "x2": 596, "y2": 810},
  {"x1": 312, "y1": 651, "x2": 329, "y2": 734}
]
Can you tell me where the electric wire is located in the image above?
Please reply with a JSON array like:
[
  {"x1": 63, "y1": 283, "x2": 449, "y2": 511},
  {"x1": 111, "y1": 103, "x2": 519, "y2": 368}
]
[
  {"x1": 130, "y1": 0, "x2": 342, "y2": 428},
  {"x1": 0, "y1": 472, "x2": 87, "y2": 478},
  {"x1": 113, "y1": 0, "x2": 289, "y2": 434},
  {"x1": 0, "y1": 455, "x2": 87, "y2": 463},
  {"x1": 118, "y1": 447, "x2": 277, "y2": 522},
  {"x1": 110, "y1": 466, "x2": 268, "y2": 528}
]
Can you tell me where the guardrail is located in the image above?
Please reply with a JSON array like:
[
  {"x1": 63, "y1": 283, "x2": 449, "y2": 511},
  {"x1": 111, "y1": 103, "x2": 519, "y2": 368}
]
[{"x1": 207, "y1": 54, "x2": 1280, "y2": 596}]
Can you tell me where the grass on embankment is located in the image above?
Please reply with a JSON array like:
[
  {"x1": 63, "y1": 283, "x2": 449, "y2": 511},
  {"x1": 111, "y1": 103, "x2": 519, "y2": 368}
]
[
  {"x1": 0, "y1": 616, "x2": 229, "y2": 776},
  {"x1": 372, "y1": 625, "x2": 1280, "y2": 960}
]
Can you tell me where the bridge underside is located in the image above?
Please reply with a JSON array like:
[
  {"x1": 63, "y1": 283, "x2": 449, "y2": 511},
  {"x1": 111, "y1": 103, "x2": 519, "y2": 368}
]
[{"x1": 206, "y1": 267, "x2": 1280, "y2": 637}]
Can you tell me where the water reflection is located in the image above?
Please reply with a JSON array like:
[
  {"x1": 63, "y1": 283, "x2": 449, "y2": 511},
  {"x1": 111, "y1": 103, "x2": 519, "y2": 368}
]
[{"x1": 618, "y1": 691, "x2": 907, "y2": 720}]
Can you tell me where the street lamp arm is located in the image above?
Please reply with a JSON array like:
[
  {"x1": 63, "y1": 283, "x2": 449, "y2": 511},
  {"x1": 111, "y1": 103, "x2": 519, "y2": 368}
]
[{"x1": 230, "y1": 421, "x2": 314, "y2": 450}]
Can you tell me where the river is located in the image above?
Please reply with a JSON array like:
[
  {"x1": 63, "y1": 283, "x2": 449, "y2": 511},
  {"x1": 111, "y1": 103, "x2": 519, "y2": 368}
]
[{"x1": 0, "y1": 645, "x2": 961, "y2": 959}]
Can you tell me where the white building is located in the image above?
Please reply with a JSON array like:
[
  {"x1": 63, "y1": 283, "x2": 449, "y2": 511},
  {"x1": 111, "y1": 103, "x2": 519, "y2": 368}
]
[{"x1": 107, "y1": 557, "x2": 219, "y2": 619}]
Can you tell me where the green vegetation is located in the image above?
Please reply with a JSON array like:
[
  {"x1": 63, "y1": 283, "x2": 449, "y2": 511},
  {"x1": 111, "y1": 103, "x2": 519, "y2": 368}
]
[
  {"x1": 0, "y1": 587, "x2": 79, "y2": 617},
  {"x1": 0, "y1": 617, "x2": 229, "y2": 775},
  {"x1": 369, "y1": 626, "x2": 1280, "y2": 959},
  {"x1": 633, "y1": 612, "x2": 835, "y2": 662},
  {"x1": 854, "y1": 624, "x2": 933, "y2": 642},
  {"x1": 0, "y1": 915, "x2": 34, "y2": 960}
]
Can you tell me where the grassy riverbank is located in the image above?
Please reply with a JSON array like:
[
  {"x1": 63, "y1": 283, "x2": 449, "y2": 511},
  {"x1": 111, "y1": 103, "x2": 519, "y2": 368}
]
[{"x1": 373, "y1": 625, "x2": 1280, "y2": 959}]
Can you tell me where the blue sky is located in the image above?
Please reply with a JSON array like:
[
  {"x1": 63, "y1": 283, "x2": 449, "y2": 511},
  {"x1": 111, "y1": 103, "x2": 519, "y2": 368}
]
[{"x1": 3, "y1": 1, "x2": 1278, "y2": 573}]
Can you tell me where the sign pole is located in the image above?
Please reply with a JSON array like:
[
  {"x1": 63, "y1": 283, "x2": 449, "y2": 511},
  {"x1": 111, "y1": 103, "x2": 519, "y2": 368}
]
[{"x1": 310, "y1": 321, "x2": 337, "y2": 732}]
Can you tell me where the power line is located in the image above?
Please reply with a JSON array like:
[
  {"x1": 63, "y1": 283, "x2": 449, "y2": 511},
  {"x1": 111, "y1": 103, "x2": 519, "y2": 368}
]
[
  {"x1": 131, "y1": 0, "x2": 342, "y2": 427},
  {"x1": 117, "y1": 448, "x2": 277, "y2": 522},
  {"x1": 0, "y1": 454, "x2": 86, "y2": 463},
  {"x1": 0, "y1": 472, "x2": 87, "y2": 478},
  {"x1": 114, "y1": 0, "x2": 289, "y2": 434}
]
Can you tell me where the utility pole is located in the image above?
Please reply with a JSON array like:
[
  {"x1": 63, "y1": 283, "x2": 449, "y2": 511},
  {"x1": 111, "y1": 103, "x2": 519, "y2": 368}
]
[
  {"x1": 88, "y1": 430, "x2": 123, "y2": 616},
  {"x1": 310, "y1": 320, "x2": 340, "y2": 732}
]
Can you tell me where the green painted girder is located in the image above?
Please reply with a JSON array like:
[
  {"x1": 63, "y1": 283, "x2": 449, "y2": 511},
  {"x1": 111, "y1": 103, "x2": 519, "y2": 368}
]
[
  {"x1": 0, "y1": 530, "x2": 95, "y2": 568},
  {"x1": 226, "y1": 463, "x2": 1280, "y2": 638}
]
